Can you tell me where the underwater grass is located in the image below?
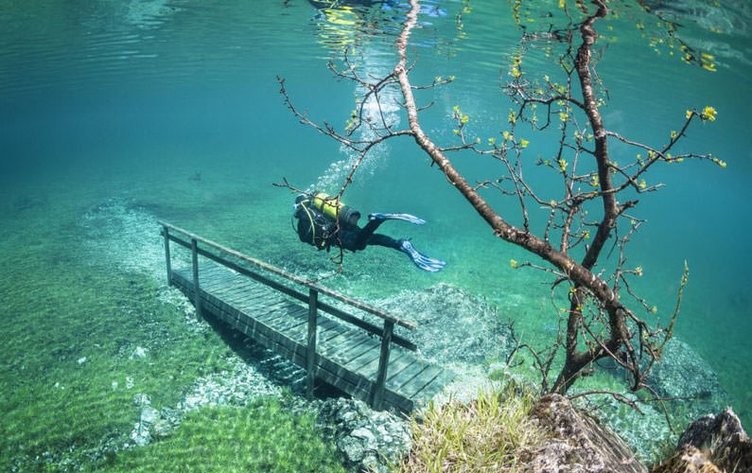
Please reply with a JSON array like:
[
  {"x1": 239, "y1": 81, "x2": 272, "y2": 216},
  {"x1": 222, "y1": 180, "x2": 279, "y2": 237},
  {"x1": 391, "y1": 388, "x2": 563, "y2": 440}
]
[
  {"x1": 107, "y1": 401, "x2": 346, "y2": 473},
  {"x1": 0, "y1": 258, "x2": 237, "y2": 471},
  {"x1": 399, "y1": 382, "x2": 546, "y2": 473},
  {"x1": 0, "y1": 204, "x2": 306, "y2": 471}
]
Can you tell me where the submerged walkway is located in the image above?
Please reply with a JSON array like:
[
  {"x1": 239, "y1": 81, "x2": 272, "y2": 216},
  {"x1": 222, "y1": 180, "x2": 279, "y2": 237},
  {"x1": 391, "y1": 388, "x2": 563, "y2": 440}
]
[{"x1": 160, "y1": 222, "x2": 453, "y2": 413}]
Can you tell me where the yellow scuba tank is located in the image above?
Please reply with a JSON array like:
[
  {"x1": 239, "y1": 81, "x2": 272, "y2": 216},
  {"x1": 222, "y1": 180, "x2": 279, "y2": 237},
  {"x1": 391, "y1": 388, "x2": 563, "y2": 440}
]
[{"x1": 312, "y1": 192, "x2": 361, "y2": 225}]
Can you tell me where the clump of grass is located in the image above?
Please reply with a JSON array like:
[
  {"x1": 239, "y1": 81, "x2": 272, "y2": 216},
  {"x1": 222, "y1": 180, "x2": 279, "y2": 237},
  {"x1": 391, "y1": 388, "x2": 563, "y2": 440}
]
[{"x1": 399, "y1": 383, "x2": 546, "y2": 473}]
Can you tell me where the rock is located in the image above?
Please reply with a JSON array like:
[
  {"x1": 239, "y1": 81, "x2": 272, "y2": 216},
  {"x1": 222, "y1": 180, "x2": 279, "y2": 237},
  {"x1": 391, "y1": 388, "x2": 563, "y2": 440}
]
[
  {"x1": 318, "y1": 398, "x2": 411, "y2": 473},
  {"x1": 671, "y1": 408, "x2": 752, "y2": 472},
  {"x1": 523, "y1": 394, "x2": 648, "y2": 473},
  {"x1": 650, "y1": 446, "x2": 722, "y2": 473},
  {"x1": 151, "y1": 418, "x2": 174, "y2": 439},
  {"x1": 380, "y1": 283, "x2": 514, "y2": 365},
  {"x1": 130, "y1": 420, "x2": 152, "y2": 447},
  {"x1": 645, "y1": 339, "x2": 728, "y2": 419},
  {"x1": 133, "y1": 392, "x2": 150, "y2": 407},
  {"x1": 130, "y1": 346, "x2": 149, "y2": 359},
  {"x1": 591, "y1": 338, "x2": 729, "y2": 463},
  {"x1": 140, "y1": 405, "x2": 160, "y2": 424},
  {"x1": 128, "y1": 394, "x2": 180, "y2": 447},
  {"x1": 350, "y1": 427, "x2": 378, "y2": 450},
  {"x1": 338, "y1": 436, "x2": 366, "y2": 463}
]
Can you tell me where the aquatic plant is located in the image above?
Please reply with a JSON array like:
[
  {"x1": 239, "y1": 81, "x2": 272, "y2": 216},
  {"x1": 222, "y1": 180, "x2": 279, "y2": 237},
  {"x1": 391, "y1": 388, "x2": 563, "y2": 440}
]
[
  {"x1": 399, "y1": 382, "x2": 545, "y2": 472},
  {"x1": 278, "y1": 0, "x2": 722, "y2": 402},
  {"x1": 108, "y1": 401, "x2": 345, "y2": 473},
  {"x1": 0, "y1": 261, "x2": 237, "y2": 471},
  {"x1": 0, "y1": 224, "x2": 337, "y2": 472}
]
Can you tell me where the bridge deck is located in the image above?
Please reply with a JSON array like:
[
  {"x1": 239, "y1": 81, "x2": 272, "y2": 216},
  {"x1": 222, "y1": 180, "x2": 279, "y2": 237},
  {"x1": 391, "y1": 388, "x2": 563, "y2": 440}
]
[{"x1": 170, "y1": 262, "x2": 452, "y2": 413}]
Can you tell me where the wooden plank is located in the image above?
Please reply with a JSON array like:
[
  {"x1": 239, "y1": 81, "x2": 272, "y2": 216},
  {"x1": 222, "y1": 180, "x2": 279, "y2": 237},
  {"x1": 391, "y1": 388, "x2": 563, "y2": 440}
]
[
  {"x1": 204, "y1": 285, "x2": 250, "y2": 303},
  {"x1": 326, "y1": 336, "x2": 379, "y2": 366},
  {"x1": 204, "y1": 293, "x2": 241, "y2": 316},
  {"x1": 357, "y1": 349, "x2": 414, "y2": 384},
  {"x1": 386, "y1": 360, "x2": 432, "y2": 392},
  {"x1": 230, "y1": 298, "x2": 287, "y2": 316},
  {"x1": 396, "y1": 365, "x2": 445, "y2": 399},
  {"x1": 204, "y1": 279, "x2": 254, "y2": 296},
  {"x1": 352, "y1": 351, "x2": 391, "y2": 381},
  {"x1": 411, "y1": 369, "x2": 455, "y2": 401},
  {"x1": 322, "y1": 327, "x2": 377, "y2": 352},
  {"x1": 310, "y1": 314, "x2": 352, "y2": 338},
  {"x1": 385, "y1": 355, "x2": 422, "y2": 383},
  {"x1": 263, "y1": 308, "x2": 309, "y2": 338},
  {"x1": 343, "y1": 346, "x2": 383, "y2": 374},
  {"x1": 317, "y1": 320, "x2": 374, "y2": 349},
  {"x1": 245, "y1": 306, "x2": 306, "y2": 338},
  {"x1": 316, "y1": 318, "x2": 354, "y2": 345},
  {"x1": 201, "y1": 271, "x2": 255, "y2": 289},
  {"x1": 176, "y1": 266, "x2": 226, "y2": 287},
  {"x1": 249, "y1": 306, "x2": 308, "y2": 344},
  {"x1": 230, "y1": 309, "x2": 303, "y2": 356},
  {"x1": 204, "y1": 293, "x2": 284, "y2": 313},
  {"x1": 317, "y1": 332, "x2": 360, "y2": 356},
  {"x1": 213, "y1": 283, "x2": 265, "y2": 302},
  {"x1": 323, "y1": 319, "x2": 379, "y2": 346},
  {"x1": 239, "y1": 297, "x2": 291, "y2": 318},
  {"x1": 226, "y1": 284, "x2": 281, "y2": 301},
  {"x1": 256, "y1": 303, "x2": 306, "y2": 327}
]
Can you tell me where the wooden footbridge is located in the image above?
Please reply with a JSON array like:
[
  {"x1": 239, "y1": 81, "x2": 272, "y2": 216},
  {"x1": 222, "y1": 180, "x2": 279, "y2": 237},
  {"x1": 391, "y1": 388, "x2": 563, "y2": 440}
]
[{"x1": 159, "y1": 222, "x2": 453, "y2": 413}]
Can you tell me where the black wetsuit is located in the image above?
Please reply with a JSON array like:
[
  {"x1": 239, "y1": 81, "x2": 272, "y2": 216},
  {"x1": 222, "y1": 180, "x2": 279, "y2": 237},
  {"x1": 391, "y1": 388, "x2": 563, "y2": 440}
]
[{"x1": 294, "y1": 200, "x2": 401, "y2": 252}]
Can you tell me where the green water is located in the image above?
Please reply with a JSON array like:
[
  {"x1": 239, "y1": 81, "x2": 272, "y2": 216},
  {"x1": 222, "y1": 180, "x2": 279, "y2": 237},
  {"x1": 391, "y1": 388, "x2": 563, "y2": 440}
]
[{"x1": 1, "y1": 0, "x2": 751, "y2": 470}]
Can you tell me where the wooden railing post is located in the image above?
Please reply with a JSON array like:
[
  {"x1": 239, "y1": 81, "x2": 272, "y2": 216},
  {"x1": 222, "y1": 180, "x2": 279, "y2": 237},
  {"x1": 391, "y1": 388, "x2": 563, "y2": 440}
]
[
  {"x1": 306, "y1": 288, "x2": 319, "y2": 400},
  {"x1": 371, "y1": 319, "x2": 394, "y2": 410},
  {"x1": 191, "y1": 238, "x2": 202, "y2": 320},
  {"x1": 162, "y1": 225, "x2": 172, "y2": 286}
]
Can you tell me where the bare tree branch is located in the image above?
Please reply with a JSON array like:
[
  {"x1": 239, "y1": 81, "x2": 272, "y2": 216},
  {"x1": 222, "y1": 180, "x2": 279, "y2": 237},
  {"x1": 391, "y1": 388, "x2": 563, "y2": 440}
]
[{"x1": 280, "y1": 0, "x2": 721, "y2": 401}]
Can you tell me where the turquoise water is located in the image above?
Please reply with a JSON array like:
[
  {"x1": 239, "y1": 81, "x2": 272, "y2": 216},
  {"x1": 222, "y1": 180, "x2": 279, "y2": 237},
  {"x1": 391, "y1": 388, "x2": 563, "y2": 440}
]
[{"x1": 1, "y1": 0, "x2": 751, "y2": 466}]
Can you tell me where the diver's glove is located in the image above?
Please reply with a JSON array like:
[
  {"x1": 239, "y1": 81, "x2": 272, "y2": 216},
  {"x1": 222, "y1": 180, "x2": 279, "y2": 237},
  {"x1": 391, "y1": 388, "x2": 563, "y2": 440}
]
[
  {"x1": 369, "y1": 213, "x2": 426, "y2": 225},
  {"x1": 399, "y1": 240, "x2": 446, "y2": 272}
]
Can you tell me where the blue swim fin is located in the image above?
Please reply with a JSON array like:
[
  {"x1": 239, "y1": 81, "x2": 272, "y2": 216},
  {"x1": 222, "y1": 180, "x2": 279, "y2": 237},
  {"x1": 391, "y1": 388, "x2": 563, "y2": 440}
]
[
  {"x1": 399, "y1": 240, "x2": 446, "y2": 272},
  {"x1": 369, "y1": 213, "x2": 426, "y2": 225}
]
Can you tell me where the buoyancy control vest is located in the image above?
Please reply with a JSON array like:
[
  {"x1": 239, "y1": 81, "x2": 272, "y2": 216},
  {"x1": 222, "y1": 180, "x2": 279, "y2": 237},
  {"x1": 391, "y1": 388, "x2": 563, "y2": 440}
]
[{"x1": 294, "y1": 192, "x2": 360, "y2": 250}]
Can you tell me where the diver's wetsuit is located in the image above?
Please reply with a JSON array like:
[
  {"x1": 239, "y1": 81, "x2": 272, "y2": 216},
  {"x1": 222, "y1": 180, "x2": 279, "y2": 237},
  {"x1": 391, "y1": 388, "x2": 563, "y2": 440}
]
[
  {"x1": 293, "y1": 194, "x2": 446, "y2": 272},
  {"x1": 294, "y1": 199, "x2": 400, "y2": 252}
]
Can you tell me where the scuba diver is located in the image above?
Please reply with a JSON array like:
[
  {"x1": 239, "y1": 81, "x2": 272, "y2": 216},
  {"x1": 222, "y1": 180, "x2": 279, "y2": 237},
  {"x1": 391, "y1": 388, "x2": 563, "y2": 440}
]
[{"x1": 293, "y1": 192, "x2": 446, "y2": 272}]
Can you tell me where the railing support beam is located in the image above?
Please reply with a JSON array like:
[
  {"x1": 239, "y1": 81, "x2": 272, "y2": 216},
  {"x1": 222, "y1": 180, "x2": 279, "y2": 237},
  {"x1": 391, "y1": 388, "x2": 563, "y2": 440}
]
[
  {"x1": 162, "y1": 225, "x2": 172, "y2": 286},
  {"x1": 191, "y1": 238, "x2": 202, "y2": 320},
  {"x1": 306, "y1": 288, "x2": 319, "y2": 400},
  {"x1": 371, "y1": 319, "x2": 394, "y2": 410}
]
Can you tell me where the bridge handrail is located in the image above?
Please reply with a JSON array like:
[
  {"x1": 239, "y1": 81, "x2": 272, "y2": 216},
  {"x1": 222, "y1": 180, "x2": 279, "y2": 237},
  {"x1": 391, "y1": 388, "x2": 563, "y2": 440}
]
[{"x1": 158, "y1": 221, "x2": 417, "y2": 330}]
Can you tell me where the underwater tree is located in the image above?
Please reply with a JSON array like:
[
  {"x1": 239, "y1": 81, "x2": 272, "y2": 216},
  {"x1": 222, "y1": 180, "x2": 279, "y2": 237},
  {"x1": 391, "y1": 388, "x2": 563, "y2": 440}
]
[{"x1": 279, "y1": 0, "x2": 723, "y2": 395}]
